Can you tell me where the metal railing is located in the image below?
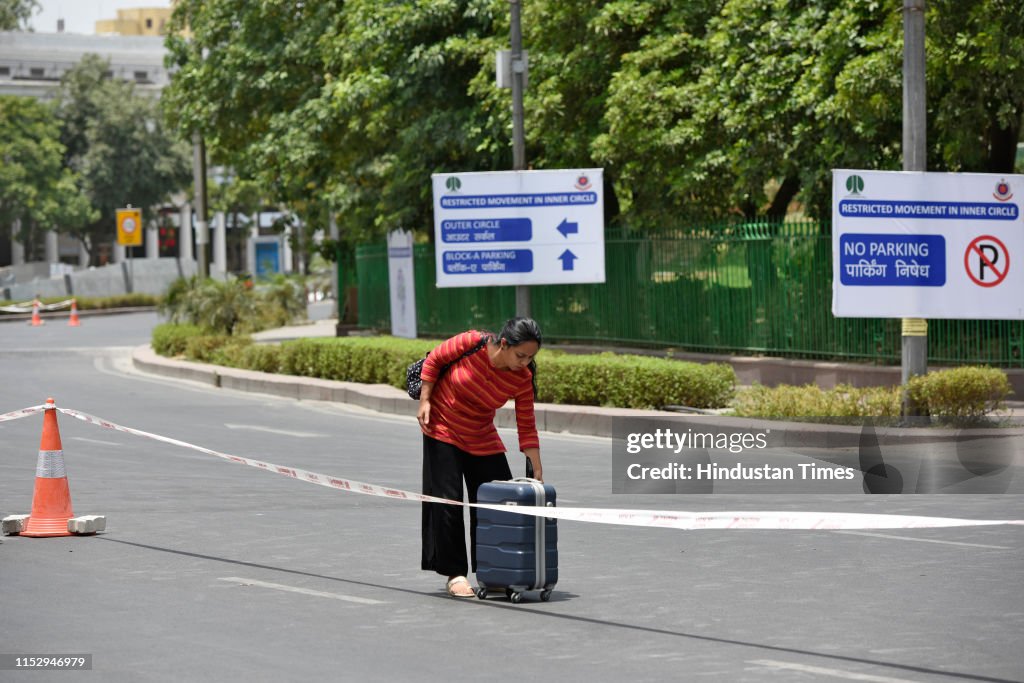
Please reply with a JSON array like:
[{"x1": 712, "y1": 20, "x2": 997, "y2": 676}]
[{"x1": 355, "y1": 221, "x2": 1023, "y2": 367}]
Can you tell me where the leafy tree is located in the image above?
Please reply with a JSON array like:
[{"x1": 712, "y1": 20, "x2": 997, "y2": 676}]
[
  {"x1": 56, "y1": 55, "x2": 191, "y2": 264},
  {"x1": 0, "y1": 95, "x2": 95, "y2": 256},
  {"x1": 0, "y1": 0, "x2": 38, "y2": 31},
  {"x1": 163, "y1": 0, "x2": 1024, "y2": 236}
]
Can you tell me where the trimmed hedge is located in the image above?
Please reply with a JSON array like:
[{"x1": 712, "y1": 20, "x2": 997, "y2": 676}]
[
  {"x1": 149, "y1": 326, "x2": 737, "y2": 409},
  {"x1": 152, "y1": 323, "x2": 205, "y2": 356},
  {"x1": 149, "y1": 325, "x2": 1013, "y2": 419},
  {"x1": 733, "y1": 366, "x2": 1013, "y2": 422},
  {"x1": 906, "y1": 366, "x2": 1012, "y2": 422},
  {"x1": 536, "y1": 352, "x2": 736, "y2": 409},
  {"x1": 732, "y1": 384, "x2": 902, "y2": 419}
]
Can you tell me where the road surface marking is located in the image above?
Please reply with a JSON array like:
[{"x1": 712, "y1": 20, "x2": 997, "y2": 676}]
[
  {"x1": 748, "y1": 659, "x2": 921, "y2": 682},
  {"x1": 223, "y1": 424, "x2": 327, "y2": 438},
  {"x1": 70, "y1": 436, "x2": 122, "y2": 446},
  {"x1": 218, "y1": 577, "x2": 385, "y2": 605},
  {"x1": 832, "y1": 530, "x2": 1011, "y2": 549}
]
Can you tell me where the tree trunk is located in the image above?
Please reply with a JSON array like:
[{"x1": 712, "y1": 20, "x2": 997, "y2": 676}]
[
  {"x1": 986, "y1": 111, "x2": 1021, "y2": 174},
  {"x1": 765, "y1": 175, "x2": 801, "y2": 222}
]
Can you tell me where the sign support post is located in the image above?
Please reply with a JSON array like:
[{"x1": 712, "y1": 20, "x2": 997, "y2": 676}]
[
  {"x1": 901, "y1": 0, "x2": 927, "y2": 416},
  {"x1": 510, "y1": 0, "x2": 529, "y2": 318}
]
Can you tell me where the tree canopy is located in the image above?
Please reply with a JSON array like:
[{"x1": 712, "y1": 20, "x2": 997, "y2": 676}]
[
  {"x1": 57, "y1": 56, "x2": 191, "y2": 263},
  {"x1": 0, "y1": 0, "x2": 38, "y2": 31},
  {"x1": 163, "y1": 0, "x2": 1024, "y2": 239},
  {"x1": 0, "y1": 95, "x2": 95, "y2": 255}
]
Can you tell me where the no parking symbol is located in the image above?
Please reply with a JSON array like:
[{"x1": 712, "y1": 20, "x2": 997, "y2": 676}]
[{"x1": 964, "y1": 235, "x2": 1009, "y2": 287}]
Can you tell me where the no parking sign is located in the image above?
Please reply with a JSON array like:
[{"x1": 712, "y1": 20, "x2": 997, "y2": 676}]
[{"x1": 832, "y1": 170, "x2": 1023, "y2": 319}]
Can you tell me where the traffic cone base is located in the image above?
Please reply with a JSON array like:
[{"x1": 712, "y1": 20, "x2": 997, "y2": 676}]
[{"x1": 68, "y1": 299, "x2": 81, "y2": 327}]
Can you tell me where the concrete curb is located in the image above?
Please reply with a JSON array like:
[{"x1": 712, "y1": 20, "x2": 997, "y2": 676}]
[{"x1": 131, "y1": 345, "x2": 1022, "y2": 447}]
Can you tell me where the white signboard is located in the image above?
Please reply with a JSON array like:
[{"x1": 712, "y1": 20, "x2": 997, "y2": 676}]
[
  {"x1": 832, "y1": 170, "x2": 1023, "y2": 319},
  {"x1": 387, "y1": 229, "x2": 417, "y2": 339},
  {"x1": 431, "y1": 169, "x2": 605, "y2": 287}
]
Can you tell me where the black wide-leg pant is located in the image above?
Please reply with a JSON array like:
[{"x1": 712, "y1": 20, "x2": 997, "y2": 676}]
[{"x1": 421, "y1": 434, "x2": 512, "y2": 577}]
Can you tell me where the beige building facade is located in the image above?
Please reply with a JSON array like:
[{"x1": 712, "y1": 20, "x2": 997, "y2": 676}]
[{"x1": 95, "y1": 7, "x2": 174, "y2": 37}]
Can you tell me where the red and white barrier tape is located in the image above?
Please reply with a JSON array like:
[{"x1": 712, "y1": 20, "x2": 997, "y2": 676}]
[
  {"x1": 0, "y1": 405, "x2": 46, "y2": 422},
  {"x1": 3, "y1": 404, "x2": 1023, "y2": 531},
  {"x1": 0, "y1": 300, "x2": 74, "y2": 314}
]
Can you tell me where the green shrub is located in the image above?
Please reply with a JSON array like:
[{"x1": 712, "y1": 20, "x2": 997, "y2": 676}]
[
  {"x1": 731, "y1": 383, "x2": 902, "y2": 419},
  {"x1": 233, "y1": 344, "x2": 284, "y2": 373},
  {"x1": 76, "y1": 293, "x2": 158, "y2": 309},
  {"x1": 151, "y1": 323, "x2": 205, "y2": 356},
  {"x1": 906, "y1": 366, "x2": 1012, "y2": 423},
  {"x1": 280, "y1": 336, "x2": 433, "y2": 385},
  {"x1": 158, "y1": 275, "x2": 305, "y2": 335},
  {"x1": 209, "y1": 337, "x2": 255, "y2": 367},
  {"x1": 254, "y1": 276, "x2": 307, "y2": 329},
  {"x1": 537, "y1": 352, "x2": 736, "y2": 409},
  {"x1": 184, "y1": 334, "x2": 237, "y2": 363}
]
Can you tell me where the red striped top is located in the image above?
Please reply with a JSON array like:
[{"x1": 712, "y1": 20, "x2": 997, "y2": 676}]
[{"x1": 420, "y1": 330, "x2": 540, "y2": 456}]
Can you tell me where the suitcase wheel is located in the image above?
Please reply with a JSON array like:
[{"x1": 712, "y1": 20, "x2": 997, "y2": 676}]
[
  {"x1": 509, "y1": 591, "x2": 523, "y2": 604},
  {"x1": 540, "y1": 589, "x2": 552, "y2": 602},
  {"x1": 475, "y1": 588, "x2": 488, "y2": 600}
]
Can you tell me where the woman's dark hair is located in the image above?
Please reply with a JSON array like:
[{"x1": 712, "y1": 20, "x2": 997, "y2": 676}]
[{"x1": 495, "y1": 317, "x2": 542, "y2": 398}]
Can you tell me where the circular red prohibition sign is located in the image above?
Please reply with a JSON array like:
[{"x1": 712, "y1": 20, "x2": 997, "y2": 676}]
[{"x1": 964, "y1": 235, "x2": 1010, "y2": 287}]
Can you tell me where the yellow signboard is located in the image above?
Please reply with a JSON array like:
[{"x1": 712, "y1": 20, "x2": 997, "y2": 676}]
[{"x1": 116, "y1": 208, "x2": 143, "y2": 247}]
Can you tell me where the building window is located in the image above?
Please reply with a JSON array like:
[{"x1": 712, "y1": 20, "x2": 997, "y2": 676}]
[
  {"x1": 30, "y1": 67, "x2": 45, "y2": 78},
  {"x1": 0, "y1": 66, "x2": 10, "y2": 77},
  {"x1": 104, "y1": 70, "x2": 114, "y2": 79},
  {"x1": 146, "y1": 18, "x2": 153, "y2": 29},
  {"x1": 134, "y1": 71, "x2": 149, "y2": 82}
]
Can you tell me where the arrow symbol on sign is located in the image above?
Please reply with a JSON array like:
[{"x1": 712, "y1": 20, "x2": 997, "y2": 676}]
[
  {"x1": 556, "y1": 219, "x2": 578, "y2": 238},
  {"x1": 558, "y1": 249, "x2": 578, "y2": 271}
]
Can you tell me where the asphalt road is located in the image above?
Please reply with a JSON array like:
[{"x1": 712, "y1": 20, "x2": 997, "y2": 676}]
[{"x1": 1, "y1": 313, "x2": 1022, "y2": 682}]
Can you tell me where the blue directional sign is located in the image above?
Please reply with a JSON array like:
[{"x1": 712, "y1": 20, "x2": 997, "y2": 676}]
[
  {"x1": 443, "y1": 249, "x2": 533, "y2": 275},
  {"x1": 839, "y1": 234, "x2": 946, "y2": 286},
  {"x1": 432, "y1": 169, "x2": 605, "y2": 287},
  {"x1": 441, "y1": 218, "x2": 531, "y2": 243}
]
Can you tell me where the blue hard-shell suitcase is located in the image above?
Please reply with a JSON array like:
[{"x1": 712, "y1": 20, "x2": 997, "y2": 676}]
[{"x1": 475, "y1": 478, "x2": 557, "y2": 603}]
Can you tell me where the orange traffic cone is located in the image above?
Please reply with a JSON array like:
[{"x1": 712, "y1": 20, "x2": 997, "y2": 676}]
[
  {"x1": 21, "y1": 398, "x2": 74, "y2": 537},
  {"x1": 29, "y1": 299, "x2": 44, "y2": 326},
  {"x1": 68, "y1": 299, "x2": 81, "y2": 327}
]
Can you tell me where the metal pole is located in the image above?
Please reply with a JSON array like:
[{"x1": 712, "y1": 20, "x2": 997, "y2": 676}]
[
  {"x1": 901, "y1": 0, "x2": 927, "y2": 416},
  {"x1": 192, "y1": 130, "x2": 209, "y2": 279},
  {"x1": 510, "y1": 0, "x2": 530, "y2": 318},
  {"x1": 329, "y1": 211, "x2": 341, "y2": 321}
]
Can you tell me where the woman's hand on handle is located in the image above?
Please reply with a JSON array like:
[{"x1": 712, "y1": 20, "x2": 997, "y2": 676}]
[{"x1": 524, "y1": 447, "x2": 542, "y2": 483}]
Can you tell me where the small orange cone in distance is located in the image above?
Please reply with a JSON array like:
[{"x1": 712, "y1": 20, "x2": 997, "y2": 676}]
[
  {"x1": 22, "y1": 398, "x2": 74, "y2": 537},
  {"x1": 30, "y1": 299, "x2": 44, "y2": 326},
  {"x1": 68, "y1": 299, "x2": 81, "y2": 327}
]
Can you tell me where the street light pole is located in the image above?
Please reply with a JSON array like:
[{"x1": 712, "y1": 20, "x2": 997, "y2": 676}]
[
  {"x1": 192, "y1": 130, "x2": 209, "y2": 279},
  {"x1": 901, "y1": 0, "x2": 927, "y2": 415},
  {"x1": 510, "y1": 0, "x2": 530, "y2": 318}
]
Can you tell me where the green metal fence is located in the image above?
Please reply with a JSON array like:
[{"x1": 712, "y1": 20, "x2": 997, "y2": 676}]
[{"x1": 356, "y1": 221, "x2": 1024, "y2": 367}]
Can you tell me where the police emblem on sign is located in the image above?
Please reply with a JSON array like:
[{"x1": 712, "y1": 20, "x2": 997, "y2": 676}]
[{"x1": 993, "y1": 179, "x2": 1013, "y2": 202}]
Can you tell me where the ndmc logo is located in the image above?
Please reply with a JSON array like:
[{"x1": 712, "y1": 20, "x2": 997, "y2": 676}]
[
  {"x1": 846, "y1": 175, "x2": 865, "y2": 196},
  {"x1": 445, "y1": 177, "x2": 462, "y2": 192}
]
